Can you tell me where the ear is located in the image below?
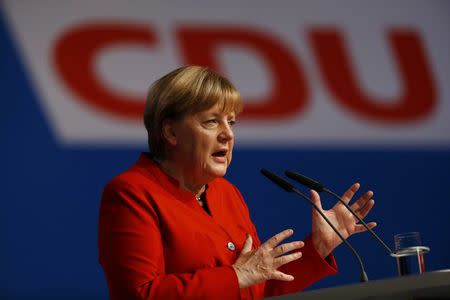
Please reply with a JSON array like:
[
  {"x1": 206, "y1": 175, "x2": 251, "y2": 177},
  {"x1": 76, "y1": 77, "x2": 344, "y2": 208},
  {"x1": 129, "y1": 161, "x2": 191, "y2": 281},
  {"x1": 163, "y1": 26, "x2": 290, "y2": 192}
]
[{"x1": 162, "y1": 119, "x2": 178, "y2": 146}]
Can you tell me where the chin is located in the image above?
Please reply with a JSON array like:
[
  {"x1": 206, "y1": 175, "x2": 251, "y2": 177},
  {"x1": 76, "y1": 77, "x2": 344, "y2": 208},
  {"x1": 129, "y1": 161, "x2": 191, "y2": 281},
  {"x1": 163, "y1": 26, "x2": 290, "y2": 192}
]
[{"x1": 208, "y1": 165, "x2": 228, "y2": 179}]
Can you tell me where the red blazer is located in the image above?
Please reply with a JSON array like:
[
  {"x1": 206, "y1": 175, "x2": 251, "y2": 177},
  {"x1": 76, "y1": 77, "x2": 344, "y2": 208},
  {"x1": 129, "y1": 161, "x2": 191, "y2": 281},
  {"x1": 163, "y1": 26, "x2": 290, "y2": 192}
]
[{"x1": 98, "y1": 153, "x2": 337, "y2": 299}]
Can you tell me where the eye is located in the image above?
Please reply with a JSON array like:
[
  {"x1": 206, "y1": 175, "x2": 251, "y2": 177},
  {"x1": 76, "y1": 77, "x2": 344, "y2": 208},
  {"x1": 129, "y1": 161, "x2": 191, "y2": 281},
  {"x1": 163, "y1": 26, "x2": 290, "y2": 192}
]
[
  {"x1": 204, "y1": 119, "x2": 218, "y2": 126},
  {"x1": 228, "y1": 120, "x2": 236, "y2": 127}
]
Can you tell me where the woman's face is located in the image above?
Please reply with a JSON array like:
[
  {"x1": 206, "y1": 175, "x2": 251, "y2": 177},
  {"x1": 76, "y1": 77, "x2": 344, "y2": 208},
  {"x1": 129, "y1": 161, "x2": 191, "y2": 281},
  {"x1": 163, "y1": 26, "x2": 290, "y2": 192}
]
[{"x1": 168, "y1": 103, "x2": 236, "y2": 184}]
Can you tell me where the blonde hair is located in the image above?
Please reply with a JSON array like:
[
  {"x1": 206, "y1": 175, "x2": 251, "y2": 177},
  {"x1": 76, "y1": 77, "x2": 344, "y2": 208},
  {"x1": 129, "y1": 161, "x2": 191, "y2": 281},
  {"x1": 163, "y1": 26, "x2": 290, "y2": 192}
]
[{"x1": 144, "y1": 66, "x2": 243, "y2": 158}]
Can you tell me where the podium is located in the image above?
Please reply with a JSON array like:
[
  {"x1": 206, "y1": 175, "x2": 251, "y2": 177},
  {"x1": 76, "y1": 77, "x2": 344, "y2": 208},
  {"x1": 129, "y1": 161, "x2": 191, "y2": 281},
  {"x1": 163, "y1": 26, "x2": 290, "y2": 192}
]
[{"x1": 271, "y1": 269, "x2": 450, "y2": 300}]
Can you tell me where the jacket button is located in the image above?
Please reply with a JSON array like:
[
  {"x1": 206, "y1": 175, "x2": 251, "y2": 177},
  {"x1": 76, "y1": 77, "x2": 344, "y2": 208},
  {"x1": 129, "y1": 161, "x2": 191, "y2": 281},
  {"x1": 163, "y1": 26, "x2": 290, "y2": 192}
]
[{"x1": 227, "y1": 242, "x2": 236, "y2": 251}]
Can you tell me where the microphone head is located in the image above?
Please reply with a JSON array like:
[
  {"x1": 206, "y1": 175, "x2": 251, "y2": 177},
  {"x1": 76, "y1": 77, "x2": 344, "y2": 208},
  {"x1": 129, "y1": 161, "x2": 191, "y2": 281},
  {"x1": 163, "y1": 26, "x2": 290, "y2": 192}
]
[
  {"x1": 285, "y1": 170, "x2": 325, "y2": 192},
  {"x1": 260, "y1": 168, "x2": 294, "y2": 192}
]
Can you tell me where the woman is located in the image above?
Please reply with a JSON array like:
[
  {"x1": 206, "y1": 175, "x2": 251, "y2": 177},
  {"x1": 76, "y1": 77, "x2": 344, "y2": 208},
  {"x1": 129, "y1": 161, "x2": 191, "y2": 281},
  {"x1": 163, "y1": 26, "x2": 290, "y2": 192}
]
[{"x1": 98, "y1": 66, "x2": 376, "y2": 299}]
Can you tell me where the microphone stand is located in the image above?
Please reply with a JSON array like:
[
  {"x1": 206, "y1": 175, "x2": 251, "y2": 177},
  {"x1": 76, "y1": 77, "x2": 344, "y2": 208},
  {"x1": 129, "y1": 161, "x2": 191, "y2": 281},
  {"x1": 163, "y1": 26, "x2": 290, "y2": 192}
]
[{"x1": 261, "y1": 168, "x2": 369, "y2": 282}]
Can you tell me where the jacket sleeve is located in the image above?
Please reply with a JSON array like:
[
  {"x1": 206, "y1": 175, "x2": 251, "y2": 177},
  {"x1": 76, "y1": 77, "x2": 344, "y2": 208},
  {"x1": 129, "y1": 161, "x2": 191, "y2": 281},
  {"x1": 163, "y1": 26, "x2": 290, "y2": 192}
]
[{"x1": 98, "y1": 180, "x2": 241, "y2": 300}]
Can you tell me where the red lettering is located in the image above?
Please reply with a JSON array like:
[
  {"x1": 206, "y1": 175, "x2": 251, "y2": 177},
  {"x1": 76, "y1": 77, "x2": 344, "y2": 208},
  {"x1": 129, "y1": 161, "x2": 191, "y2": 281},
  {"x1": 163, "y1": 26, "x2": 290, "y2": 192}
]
[
  {"x1": 53, "y1": 22, "x2": 155, "y2": 119},
  {"x1": 177, "y1": 27, "x2": 308, "y2": 119},
  {"x1": 54, "y1": 23, "x2": 438, "y2": 124},
  {"x1": 309, "y1": 29, "x2": 436, "y2": 123}
]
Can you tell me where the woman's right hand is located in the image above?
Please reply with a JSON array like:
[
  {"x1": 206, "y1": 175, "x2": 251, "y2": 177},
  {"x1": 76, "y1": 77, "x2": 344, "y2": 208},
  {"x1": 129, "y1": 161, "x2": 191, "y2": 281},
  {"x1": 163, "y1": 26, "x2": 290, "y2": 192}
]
[{"x1": 232, "y1": 229, "x2": 304, "y2": 289}]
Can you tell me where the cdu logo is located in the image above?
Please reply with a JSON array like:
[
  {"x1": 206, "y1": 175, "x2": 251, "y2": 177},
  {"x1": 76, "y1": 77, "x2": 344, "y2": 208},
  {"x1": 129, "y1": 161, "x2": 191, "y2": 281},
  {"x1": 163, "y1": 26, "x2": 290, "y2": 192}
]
[{"x1": 3, "y1": 1, "x2": 448, "y2": 146}]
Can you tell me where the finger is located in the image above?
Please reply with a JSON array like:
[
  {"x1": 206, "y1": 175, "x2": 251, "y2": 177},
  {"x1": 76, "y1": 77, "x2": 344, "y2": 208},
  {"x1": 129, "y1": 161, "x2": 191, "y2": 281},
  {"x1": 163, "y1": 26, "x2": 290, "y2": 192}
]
[
  {"x1": 241, "y1": 234, "x2": 253, "y2": 254},
  {"x1": 273, "y1": 251, "x2": 302, "y2": 269},
  {"x1": 271, "y1": 241, "x2": 304, "y2": 257},
  {"x1": 356, "y1": 199, "x2": 375, "y2": 220},
  {"x1": 341, "y1": 183, "x2": 360, "y2": 204},
  {"x1": 354, "y1": 222, "x2": 377, "y2": 234},
  {"x1": 262, "y1": 229, "x2": 294, "y2": 250},
  {"x1": 310, "y1": 190, "x2": 323, "y2": 211},
  {"x1": 350, "y1": 190, "x2": 373, "y2": 211},
  {"x1": 271, "y1": 271, "x2": 294, "y2": 281}
]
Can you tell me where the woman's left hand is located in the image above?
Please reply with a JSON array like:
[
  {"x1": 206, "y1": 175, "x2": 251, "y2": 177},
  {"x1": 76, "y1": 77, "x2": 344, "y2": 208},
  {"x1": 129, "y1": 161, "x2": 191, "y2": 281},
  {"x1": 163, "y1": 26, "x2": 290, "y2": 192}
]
[{"x1": 310, "y1": 183, "x2": 377, "y2": 258}]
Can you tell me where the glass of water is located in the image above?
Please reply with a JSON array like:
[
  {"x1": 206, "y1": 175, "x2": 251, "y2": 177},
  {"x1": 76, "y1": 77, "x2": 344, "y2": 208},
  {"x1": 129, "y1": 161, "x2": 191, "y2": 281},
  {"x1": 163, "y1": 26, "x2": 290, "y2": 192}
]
[{"x1": 390, "y1": 232, "x2": 430, "y2": 276}]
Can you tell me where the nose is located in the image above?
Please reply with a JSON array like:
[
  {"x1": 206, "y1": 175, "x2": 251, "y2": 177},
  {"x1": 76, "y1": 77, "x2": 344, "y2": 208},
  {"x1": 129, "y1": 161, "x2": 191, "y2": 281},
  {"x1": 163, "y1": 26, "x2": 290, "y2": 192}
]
[{"x1": 218, "y1": 122, "x2": 234, "y2": 143}]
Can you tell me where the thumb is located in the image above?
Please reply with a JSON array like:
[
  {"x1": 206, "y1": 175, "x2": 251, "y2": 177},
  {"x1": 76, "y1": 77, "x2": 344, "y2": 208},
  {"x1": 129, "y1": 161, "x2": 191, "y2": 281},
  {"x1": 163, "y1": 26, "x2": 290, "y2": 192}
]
[
  {"x1": 310, "y1": 189, "x2": 323, "y2": 211},
  {"x1": 241, "y1": 234, "x2": 253, "y2": 254}
]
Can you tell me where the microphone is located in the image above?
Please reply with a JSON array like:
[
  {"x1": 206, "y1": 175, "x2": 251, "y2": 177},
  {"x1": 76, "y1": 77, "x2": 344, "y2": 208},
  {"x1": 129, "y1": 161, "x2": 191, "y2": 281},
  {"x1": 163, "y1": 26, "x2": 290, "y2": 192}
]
[
  {"x1": 260, "y1": 168, "x2": 369, "y2": 282},
  {"x1": 285, "y1": 170, "x2": 392, "y2": 255}
]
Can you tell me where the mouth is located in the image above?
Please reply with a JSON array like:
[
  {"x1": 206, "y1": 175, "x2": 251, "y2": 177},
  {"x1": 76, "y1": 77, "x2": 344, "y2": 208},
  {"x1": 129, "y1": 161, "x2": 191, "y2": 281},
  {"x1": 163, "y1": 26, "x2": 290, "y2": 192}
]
[{"x1": 211, "y1": 149, "x2": 228, "y2": 162}]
